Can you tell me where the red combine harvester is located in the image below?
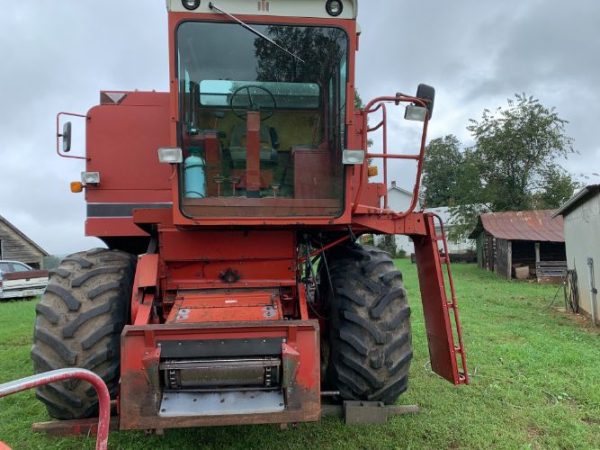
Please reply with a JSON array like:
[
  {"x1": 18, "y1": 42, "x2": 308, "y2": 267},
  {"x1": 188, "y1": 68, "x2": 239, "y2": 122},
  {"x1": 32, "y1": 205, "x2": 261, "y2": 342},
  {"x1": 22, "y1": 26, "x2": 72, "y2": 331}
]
[{"x1": 32, "y1": 0, "x2": 468, "y2": 433}]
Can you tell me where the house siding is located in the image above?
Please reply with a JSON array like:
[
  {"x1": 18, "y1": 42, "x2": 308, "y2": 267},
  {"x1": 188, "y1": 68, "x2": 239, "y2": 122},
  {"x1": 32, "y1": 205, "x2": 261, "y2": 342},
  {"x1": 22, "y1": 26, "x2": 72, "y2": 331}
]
[
  {"x1": 562, "y1": 192, "x2": 600, "y2": 321},
  {"x1": 0, "y1": 219, "x2": 46, "y2": 268}
]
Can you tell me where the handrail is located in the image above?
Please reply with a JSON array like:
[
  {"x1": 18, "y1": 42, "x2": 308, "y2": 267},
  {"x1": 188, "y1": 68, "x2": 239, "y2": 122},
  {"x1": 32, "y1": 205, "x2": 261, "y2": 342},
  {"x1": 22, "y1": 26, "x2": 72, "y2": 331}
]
[
  {"x1": 0, "y1": 368, "x2": 110, "y2": 450},
  {"x1": 353, "y1": 94, "x2": 430, "y2": 218}
]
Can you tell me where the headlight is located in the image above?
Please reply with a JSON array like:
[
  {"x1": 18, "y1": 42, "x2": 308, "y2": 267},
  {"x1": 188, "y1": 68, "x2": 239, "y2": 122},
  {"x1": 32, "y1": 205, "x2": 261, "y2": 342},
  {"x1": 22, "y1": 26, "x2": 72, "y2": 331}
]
[
  {"x1": 182, "y1": 0, "x2": 200, "y2": 11},
  {"x1": 342, "y1": 149, "x2": 365, "y2": 165},
  {"x1": 81, "y1": 171, "x2": 101, "y2": 185},
  {"x1": 158, "y1": 147, "x2": 183, "y2": 164},
  {"x1": 326, "y1": 0, "x2": 344, "y2": 17}
]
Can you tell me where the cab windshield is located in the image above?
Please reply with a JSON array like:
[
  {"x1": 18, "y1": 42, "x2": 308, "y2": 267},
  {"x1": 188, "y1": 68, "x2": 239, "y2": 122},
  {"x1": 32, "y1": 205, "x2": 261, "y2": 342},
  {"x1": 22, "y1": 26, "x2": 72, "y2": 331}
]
[{"x1": 177, "y1": 21, "x2": 348, "y2": 217}]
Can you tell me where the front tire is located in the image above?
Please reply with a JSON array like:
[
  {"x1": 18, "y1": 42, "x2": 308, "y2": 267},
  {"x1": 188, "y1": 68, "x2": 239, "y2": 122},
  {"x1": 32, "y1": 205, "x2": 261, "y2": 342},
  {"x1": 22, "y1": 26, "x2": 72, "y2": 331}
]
[
  {"x1": 31, "y1": 248, "x2": 136, "y2": 419},
  {"x1": 323, "y1": 243, "x2": 412, "y2": 404}
]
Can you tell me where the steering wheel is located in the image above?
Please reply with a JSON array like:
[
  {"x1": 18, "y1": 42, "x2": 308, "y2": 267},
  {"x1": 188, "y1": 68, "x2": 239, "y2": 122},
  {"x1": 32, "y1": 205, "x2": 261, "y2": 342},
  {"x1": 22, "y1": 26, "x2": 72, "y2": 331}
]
[{"x1": 230, "y1": 85, "x2": 277, "y2": 121}]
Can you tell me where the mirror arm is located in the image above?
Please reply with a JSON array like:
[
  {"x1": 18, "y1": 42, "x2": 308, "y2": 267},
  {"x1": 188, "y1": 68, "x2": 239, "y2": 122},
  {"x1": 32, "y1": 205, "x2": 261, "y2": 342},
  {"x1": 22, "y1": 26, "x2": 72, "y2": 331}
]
[{"x1": 56, "y1": 112, "x2": 88, "y2": 160}]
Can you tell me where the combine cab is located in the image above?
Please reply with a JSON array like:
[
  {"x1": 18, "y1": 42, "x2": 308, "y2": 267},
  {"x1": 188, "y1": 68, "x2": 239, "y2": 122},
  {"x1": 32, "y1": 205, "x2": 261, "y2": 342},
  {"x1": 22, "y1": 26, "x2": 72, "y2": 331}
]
[{"x1": 33, "y1": 0, "x2": 467, "y2": 432}]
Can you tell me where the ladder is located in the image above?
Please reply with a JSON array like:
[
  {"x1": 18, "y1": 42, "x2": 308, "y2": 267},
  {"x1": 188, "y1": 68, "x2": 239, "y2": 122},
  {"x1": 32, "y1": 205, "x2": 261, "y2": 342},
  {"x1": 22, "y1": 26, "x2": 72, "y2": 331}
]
[{"x1": 413, "y1": 213, "x2": 469, "y2": 385}]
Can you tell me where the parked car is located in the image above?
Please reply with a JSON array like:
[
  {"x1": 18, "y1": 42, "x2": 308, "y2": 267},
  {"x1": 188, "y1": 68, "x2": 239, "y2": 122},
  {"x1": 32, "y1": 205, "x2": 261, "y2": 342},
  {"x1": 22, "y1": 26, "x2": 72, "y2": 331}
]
[{"x1": 0, "y1": 260, "x2": 48, "y2": 300}]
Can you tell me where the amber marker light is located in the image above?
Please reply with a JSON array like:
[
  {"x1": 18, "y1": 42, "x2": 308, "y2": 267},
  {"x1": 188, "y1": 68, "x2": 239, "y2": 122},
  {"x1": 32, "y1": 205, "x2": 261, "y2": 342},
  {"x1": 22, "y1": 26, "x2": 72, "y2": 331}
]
[
  {"x1": 70, "y1": 181, "x2": 83, "y2": 193},
  {"x1": 368, "y1": 166, "x2": 379, "y2": 177}
]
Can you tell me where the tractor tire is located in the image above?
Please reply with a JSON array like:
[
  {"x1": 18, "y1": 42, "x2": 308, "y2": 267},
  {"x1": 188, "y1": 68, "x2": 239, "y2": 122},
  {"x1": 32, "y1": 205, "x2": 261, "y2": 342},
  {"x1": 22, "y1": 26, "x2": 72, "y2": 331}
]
[
  {"x1": 323, "y1": 243, "x2": 412, "y2": 404},
  {"x1": 31, "y1": 248, "x2": 136, "y2": 419}
]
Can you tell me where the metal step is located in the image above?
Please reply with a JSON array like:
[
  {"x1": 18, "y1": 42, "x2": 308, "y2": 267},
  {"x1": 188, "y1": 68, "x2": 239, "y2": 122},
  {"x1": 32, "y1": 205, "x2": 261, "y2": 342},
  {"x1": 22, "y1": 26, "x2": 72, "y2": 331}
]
[{"x1": 158, "y1": 390, "x2": 285, "y2": 417}]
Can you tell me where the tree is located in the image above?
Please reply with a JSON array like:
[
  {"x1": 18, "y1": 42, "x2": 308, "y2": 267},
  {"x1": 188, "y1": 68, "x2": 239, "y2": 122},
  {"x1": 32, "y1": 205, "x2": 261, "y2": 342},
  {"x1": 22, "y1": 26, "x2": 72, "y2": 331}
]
[
  {"x1": 422, "y1": 95, "x2": 578, "y2": 241},
  {"x1": 531, "y1": 166, "x2": 580, "y2": 209},
  {"x1": 466, "y1": 94, "x2": 574, "y2": 212},
  {"x1": 422, "y1": 135, "x2": 464, "y2": 207}
]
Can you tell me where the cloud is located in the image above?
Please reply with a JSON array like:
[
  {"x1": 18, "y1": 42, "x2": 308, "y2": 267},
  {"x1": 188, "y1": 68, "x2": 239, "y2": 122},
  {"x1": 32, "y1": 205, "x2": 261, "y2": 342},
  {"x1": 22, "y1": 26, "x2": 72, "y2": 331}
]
[{"x1": 1, "y1": 1, "x2": 598, "y2": 255}]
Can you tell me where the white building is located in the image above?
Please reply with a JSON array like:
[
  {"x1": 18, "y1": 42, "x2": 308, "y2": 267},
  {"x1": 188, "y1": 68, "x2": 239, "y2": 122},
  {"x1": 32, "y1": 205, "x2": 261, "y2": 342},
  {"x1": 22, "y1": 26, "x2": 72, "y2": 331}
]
[
  {"x1": 376, "y1": 183, "x2": 474, "y2": 255},
  {"x1": 384, "y1": 182, "x2": 420, "y2": 254},
  {"x1": 555, "y1": 185, "x2": 600, "y2": 325}
]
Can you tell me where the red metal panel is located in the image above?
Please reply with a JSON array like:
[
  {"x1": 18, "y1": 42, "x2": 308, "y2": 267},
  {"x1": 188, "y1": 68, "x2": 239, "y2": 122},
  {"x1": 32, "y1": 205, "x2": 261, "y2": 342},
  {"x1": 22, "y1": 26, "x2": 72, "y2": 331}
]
[
  {"x1": 165, "y1": 291, "x2": 283, "y2": 323},
  {"x1": 119, "y1": 321, "x2": 320, "y2": 430},
  {"x1": 160, "y1": 229, "x2": 295, "y2": 261},
  {"x1": 245, "y1": 112, "x2": 261, "y2": 194},
  {"x1": 86, "y1": 218, "x2": 148, "y2": 237},
  {"x1": 86, "y1": 93, "x2": 171, "y2": 196},
  {"x1": 137, "y1": 254, "x2": 159, "y2": 288},
  {"x1": 293, "y1": 148, "x2": 333, "y2": 199}
]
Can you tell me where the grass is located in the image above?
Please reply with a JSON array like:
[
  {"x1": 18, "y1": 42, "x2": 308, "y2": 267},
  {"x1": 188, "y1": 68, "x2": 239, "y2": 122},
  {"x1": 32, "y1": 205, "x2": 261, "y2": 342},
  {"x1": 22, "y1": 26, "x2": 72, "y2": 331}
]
[{"x1": 1, "y1": 261, "x2": 599, "y2": 449}]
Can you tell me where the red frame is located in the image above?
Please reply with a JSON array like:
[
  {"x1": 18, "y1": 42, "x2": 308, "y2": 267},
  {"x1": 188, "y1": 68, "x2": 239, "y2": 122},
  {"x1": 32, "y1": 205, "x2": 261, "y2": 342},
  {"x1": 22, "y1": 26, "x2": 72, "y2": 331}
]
[{"x1": 167, "y1": 11, "x2": 359, "y2": 226}]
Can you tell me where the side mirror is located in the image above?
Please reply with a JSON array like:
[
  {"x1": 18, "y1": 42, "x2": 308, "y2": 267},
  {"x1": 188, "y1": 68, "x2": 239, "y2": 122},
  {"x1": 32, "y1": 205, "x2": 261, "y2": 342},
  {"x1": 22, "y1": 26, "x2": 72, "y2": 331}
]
[
  {"x1": 416, "y1": 84, "x2": 435, "y2": 119},
  {"x1": 61, "y1": 122, "x2": 72, "y2": 153}
]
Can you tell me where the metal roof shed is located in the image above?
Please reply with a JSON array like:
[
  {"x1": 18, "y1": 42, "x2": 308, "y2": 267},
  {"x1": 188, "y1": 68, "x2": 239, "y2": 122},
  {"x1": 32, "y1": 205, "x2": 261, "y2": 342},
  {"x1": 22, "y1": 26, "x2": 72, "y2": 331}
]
[{"x1": 469, "y1": 210, "x2": 566, "y2": 280}]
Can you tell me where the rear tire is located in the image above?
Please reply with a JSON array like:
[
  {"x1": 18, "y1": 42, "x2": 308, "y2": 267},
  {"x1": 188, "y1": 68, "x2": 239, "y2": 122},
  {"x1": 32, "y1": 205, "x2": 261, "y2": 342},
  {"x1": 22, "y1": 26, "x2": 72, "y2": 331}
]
[
  {"x1": 323, "y1": 243, "x2": 412, "y2": 404},
  {"x1": 31, "y1": 248, "x2": 136, "y2": 419}
]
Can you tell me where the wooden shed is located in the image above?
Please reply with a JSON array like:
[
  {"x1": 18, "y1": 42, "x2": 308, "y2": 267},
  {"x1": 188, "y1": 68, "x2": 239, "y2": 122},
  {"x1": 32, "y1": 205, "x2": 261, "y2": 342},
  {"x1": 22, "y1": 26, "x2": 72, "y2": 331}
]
[
  {"x1": 0, "y1": 214, "x2": 48, "y2": 269},
  {"x1": 469, "y1": 210, "x2": 566, "y2": 281}
]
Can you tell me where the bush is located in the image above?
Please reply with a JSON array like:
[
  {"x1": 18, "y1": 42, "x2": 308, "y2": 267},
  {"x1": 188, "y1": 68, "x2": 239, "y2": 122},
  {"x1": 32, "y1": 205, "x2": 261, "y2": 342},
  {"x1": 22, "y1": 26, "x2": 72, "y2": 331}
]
[{"x1": 375, "y1": 235, "x2": 398, "y2": 258}]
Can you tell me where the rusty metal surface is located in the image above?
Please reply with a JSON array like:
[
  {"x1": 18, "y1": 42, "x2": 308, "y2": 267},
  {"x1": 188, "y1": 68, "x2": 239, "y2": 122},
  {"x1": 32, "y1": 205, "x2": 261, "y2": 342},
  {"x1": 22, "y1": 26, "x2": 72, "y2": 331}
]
[
  {"x1": 477, "y1": 210, "x2": 564, "y2": 242},
  {"x1": 119, "y1": 320, "x2": 320, "y2": 430}
]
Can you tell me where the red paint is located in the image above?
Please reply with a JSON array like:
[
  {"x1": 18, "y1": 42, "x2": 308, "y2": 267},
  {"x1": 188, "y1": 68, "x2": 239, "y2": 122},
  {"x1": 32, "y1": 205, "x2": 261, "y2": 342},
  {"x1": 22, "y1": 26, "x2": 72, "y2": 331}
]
[
  {"x1": 119, "y1": 321, "x2": 320, "y2": 430},
  {"x1": 0, "y1": 369, "x2": 110, "y2": 450},
  {"x1": 165, "y1": 290, "x2": 284, "y2": 323},
  {"x1": 413, "y1": 215, "x2": 468, "y2": 384}
]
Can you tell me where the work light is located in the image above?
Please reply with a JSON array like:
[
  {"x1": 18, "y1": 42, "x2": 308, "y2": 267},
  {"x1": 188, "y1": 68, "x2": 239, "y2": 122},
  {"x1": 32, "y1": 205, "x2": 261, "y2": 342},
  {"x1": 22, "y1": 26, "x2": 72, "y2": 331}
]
[
  {"x1": 342, "y1": 149, "x2": 365, "y2": 165},
  {"x1": 326, "y1": 0, "x2": 343, "y2": 16},
  {"x1": 182, "y1": 0, "x2": 200, "y2": 10},
  {"x1": 81, "y1": 171, "x2": 101, "y2": 185},
  {"x1": 158, "y1": 147, "x2": 183, "y2": 164}
]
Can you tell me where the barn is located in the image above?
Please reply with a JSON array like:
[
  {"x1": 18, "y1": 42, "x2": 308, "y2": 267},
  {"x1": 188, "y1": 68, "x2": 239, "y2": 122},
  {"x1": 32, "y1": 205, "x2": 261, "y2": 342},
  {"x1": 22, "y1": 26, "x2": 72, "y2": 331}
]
[
  {"x1": 469, "y1": 210, "x2": 566, "y2": 281},
  {"x1": 554, "y1": 184, "x2": 600, "y2": 325},
  {"x1": 0, "y1": 214, "x2": 48, "y2": 269}
]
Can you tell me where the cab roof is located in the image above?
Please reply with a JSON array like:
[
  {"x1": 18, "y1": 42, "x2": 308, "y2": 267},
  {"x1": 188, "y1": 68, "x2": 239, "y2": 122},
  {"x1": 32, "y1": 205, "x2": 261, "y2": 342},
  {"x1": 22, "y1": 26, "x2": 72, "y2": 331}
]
[{"x1": 167, "y1": 0, "x2": 358, "y2": 20}]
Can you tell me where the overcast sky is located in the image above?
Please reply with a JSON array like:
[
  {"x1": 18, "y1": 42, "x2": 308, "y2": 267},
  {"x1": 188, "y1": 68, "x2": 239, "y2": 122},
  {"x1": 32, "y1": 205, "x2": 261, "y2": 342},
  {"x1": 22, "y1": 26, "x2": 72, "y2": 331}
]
[{"x1": 1, "y1": 0, "x2": 599, "y2": 256}]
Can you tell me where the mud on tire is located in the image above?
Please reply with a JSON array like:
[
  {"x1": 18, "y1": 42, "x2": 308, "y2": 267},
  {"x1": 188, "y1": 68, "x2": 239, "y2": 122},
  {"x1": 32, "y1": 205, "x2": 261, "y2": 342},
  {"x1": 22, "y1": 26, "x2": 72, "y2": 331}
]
[
  {"x1": 31, "y1": 248, "x2": 136, "y2": 419},
  {"x1": 323, "y1": 243, "x2": 412, "y2": 404}
]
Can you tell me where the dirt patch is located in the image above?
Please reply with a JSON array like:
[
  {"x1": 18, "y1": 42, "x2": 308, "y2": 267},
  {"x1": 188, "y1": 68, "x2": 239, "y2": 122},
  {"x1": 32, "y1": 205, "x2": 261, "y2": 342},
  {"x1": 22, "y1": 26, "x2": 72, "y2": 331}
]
[{"x1": 551, "y1": 307, "x2": 600, "y2": 335}]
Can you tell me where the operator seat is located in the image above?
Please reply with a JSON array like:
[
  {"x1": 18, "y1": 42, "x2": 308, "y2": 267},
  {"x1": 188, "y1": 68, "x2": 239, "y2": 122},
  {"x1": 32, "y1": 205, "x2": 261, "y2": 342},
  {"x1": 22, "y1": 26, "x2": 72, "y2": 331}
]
[{"x1": 228, "y1": 123, "x2": 278, "y2": 166}]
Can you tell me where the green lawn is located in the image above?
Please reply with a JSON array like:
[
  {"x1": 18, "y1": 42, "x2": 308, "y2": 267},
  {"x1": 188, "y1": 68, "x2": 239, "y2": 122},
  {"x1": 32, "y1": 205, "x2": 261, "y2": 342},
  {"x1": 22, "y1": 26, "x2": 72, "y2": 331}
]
[{"x1": 1, "y1": 261, "x2": 599, "y2": 449}]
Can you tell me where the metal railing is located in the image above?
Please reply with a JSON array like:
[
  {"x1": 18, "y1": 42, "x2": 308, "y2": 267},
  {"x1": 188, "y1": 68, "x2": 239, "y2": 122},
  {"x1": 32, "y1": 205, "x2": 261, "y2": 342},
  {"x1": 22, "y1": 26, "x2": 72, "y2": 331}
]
[
  {"x1": 352, "y1": 94, "x2": 430, "y2": 218},
  {"x1": 0, "y1": 368, "x2": 111, "y2": 450}
]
